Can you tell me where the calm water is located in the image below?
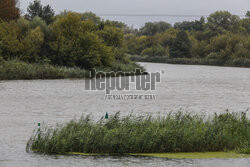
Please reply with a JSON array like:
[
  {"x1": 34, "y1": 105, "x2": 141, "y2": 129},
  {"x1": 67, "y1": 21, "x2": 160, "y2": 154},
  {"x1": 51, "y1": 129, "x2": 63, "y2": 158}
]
[{"x1": 0, "y1": 63, "x2": 250, "y2": 167}]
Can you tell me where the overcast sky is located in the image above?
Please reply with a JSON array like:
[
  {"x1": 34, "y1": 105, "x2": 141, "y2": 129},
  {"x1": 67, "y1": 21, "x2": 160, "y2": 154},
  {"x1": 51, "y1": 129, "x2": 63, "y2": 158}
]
[{"x1": 19, "y1": 0, "x2": 250, "y2": 28}]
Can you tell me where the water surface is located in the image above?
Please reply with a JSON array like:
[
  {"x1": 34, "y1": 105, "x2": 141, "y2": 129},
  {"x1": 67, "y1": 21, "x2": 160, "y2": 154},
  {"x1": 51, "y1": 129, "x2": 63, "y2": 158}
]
[{"x1": 0, "y1": 63, "x2": 250, "y2": 167}]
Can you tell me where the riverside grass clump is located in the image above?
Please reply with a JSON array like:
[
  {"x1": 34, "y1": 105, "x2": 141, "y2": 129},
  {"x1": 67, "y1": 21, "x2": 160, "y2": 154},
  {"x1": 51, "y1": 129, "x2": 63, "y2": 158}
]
[
  {"x1": 0, "y1": 60, "x2": 144, "y2": 80},
  {"x1": 27, "y1": 111, "x2": 250, "y2": 155},
  {"x1": 0, "y1": 60, "x2": 87, "y2": 80}
]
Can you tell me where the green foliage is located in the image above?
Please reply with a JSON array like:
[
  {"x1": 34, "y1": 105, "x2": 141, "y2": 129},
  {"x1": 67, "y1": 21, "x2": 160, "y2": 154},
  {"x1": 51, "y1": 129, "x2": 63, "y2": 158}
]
[
  {"x1": 26, "y1": 0, "x2": 55, "y2": 24},
  {"x1": 0, "y1": 60, "x2": 87, "y2": 80},
  {"x1": 141, "y1": 45, "x2": 167, "y2": 57},
  {"x1": 127, "y1": 11, "x2": 250, "y2": 67},
  {"x1": 97, "y1": 26, "x2": 124, "y2": 48},
  {"x1": 241, "y1": 17, "x2": 250, "y2": 34},
  {"x1": 246, "y1": 11, "x2": 250, "y2": 18},
  {"x1": 139, "y1": 21, "x2": 172, "y2": 36},
  {"x1": 174, "y1": 17, "x2": 205, "y2": 31},
  {"x1": 28, "y1": 111, "x2": 250, "y2": 154},
  {"x1": 169, "y1": 31, "x2": 192, "y2": 58},
  {"x1": 207, "y1": 11, "x2": 240, "y2": 33},
  {"x1": 0, "y1": 0, "x2": 20, "y2": 21},
  {"x1": 81, "y1": 12, "x2": 101, "y2": 25},
  {"x1": 49, "y1": 12, "x2": 114, "y2": 69}
]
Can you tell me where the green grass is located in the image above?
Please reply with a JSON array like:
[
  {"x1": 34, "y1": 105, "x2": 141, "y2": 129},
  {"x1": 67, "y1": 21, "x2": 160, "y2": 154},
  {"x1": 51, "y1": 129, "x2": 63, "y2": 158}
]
[
  {"x1": 27, "y1": 111, "x2": 250, "y2": 155},
  {"x1": 0, "y1": 60, "x2": 144, "y2": 80},
  {"x1": 0, "y1": 60, "x2": 87, "y2": 80}
]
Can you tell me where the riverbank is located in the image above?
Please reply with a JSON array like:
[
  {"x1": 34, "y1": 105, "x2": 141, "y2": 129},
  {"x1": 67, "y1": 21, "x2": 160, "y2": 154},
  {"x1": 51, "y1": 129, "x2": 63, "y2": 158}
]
[
  {"x1": 131, "y1": 56, "x2": 250, "y2": 68},
  {"x1": 63, "y1": 152, "x2": 250, "y2": 159},
  {"x1": 0, "y1": 60, "x2": 143, "y2": 80},
  {"x1": 27, "y1": 112, "x2": 250, "y2": 155}
]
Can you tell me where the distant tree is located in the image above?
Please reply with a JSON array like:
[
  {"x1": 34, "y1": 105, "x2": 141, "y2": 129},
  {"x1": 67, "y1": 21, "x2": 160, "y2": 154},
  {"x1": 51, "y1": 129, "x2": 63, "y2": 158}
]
[
  {"x1": 104, "y1": 20, "x2": 127, "y2": 29},
  {"x1": 207, "y1": 11, "x2": 240, "y2": 33},
  {"x1": 169, "y1": 31, "x2": 191, "y2": 58},
  {"x1": 81, "y1": 12, "x2": 101, "y2": 25},
  {"x1": 26, "y1": 0, "x2": 54, "y2": 24},
  {"x1": 139, "y1": 21, "x2": 172, "y2": 36},
  {"x1": 174, "y1": 17, "x2": 205, "y2": 31},
  {"x1": 246, "y1": 11, "x2": 250, "y2": 18},
  {"x1": 243, "y1": 11, "x2": 250, "y2": 32},
  {"x1": 141, "y1": 45, "x2": 166, "y2": 57},
  {"x1": 0, "y1": 0, "x2": 20, "y2": 21}
]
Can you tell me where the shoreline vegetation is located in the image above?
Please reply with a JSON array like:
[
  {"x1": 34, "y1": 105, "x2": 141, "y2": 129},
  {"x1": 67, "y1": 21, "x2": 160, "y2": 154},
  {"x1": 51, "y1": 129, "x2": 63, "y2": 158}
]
[
  {"x1": 131, "y1": 56, "x2": 250, "y2": 68},
  {"x1": 0, "y1": 1, "x2": 145, "y2": 80},
  {"x1": 61, "y1": 152, "x2": 250, "y2": 159},
  {"x1": 27, "y1": 112, "x2": 250, "y2": 157},
  {"x1": 0, "y1": 60, "x2": 143, "y2": 80},
  {"x1": 1, "y1": 1, "x2": 250, "y2": 79}
]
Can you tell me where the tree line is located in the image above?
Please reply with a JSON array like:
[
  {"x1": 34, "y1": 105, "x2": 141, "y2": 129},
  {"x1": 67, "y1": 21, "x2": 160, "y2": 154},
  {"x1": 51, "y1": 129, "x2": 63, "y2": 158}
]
[
  {"x1": 128, "y1": 11, "x2": 250, "y2": 67},
  {"x1": 0, "y1": 0, "x2": 250, "y2": 71}
]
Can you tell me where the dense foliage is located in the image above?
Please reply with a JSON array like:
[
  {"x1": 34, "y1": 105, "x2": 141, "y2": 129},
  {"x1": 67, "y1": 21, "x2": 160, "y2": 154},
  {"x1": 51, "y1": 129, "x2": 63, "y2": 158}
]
[
  {"x1": 0, "y1": 1, "x2": 249, "y2": 80},
  {"x1": 28, "y1": 112, "x2": 250, "y2": 154},
  {"x1": 0, "y1": 0, "x2": 20, "y2": 21},
  {"x1": 128, "y1": 11, "x2": 250, "y2": 67},
  {"x1": 0, "y1": 60, "x2": 87, "y2": 79},
  {"x1": 0, "y1": 1, "x2": 143, "y2": 79}
]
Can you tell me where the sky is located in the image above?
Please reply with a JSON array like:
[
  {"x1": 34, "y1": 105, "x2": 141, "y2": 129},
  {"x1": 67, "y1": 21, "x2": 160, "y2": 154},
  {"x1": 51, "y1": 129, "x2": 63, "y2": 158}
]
[{"x1": 19, "y1": 0, "x2": 250, "y2": 28}]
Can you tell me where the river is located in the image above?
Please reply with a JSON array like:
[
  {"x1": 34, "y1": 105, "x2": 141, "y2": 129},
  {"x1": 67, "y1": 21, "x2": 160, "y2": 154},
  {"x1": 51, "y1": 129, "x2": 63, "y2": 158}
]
[{"x1": 0, "y1": 62, "x2": 250, "y2": 167}]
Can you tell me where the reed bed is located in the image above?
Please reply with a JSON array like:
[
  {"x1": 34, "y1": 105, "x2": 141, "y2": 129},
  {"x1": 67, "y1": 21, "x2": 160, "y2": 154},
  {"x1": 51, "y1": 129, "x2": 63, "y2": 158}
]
[{"x1": 27, "y1": 111, "x2": 250, "y2": 154}]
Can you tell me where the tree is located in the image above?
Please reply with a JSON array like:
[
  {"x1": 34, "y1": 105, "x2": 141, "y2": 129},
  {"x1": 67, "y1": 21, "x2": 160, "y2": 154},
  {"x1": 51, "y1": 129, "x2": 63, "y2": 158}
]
[
  {"x1": 141, "y1": 45, "x2": 166, "y2": 57},
  {"x1": 139, "y1": 21, "x2": 172, "y2": 36},
  {"x1": 49, "y1": 12, "x2": 114, "y2": 69},
  {"x1": 169, "y1": 31, "x2": 191, "y2": 58},
  {"x1": 246, "y1": 11, "x2": 250, "y2": 18},
  {"x1": 81, "y1": 12, "x2": 101, "y2": 25},
  {"x1": 97, "y1": 26, "x2": 124, "y2": 48},
  {"x1": 26, "y1": 0, "x2": 54, "y2": 24},
  {"x1": 174, "y1": 17, "x2": 205, "y2": 31},
  {"x1": 0, "y1": 0, "x2": 20, "y2": 21},
  {"x1": 207, "y1": 11, "x2": 240, "y2": 33}
]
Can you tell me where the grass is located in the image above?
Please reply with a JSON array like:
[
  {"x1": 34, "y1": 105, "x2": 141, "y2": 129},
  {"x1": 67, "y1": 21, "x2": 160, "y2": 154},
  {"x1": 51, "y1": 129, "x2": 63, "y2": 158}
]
[
  {"x1": 0, "y1": 60, "x2": 87, "y2": 80},
  {"x1": 27, "y1": 111, "x2": 250, "y2": 155},
  {"x1": 0, "y1": 60, "x2": 144, "y2": 80},
  {"x1": 130, "y1": 55, "x2": 250, "y2": 68}
]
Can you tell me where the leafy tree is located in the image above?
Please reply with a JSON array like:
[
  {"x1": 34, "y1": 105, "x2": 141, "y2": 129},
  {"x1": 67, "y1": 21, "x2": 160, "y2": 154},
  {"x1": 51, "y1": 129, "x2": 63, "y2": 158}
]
[
  {"x1": 174, "y1": 17, "x2": 205, "y2": 31},
  {"x1": 26, "y1": 0, "x2": 54, "y2": 24},
  {"x1": 81, "y1": 12, "x2": 101, "y2": 25},
  {"x1": 207, "y1": 11, "x2": 240, "y2": 33},
  {"x1": 246, "y1": 11, "x2": 250, "y2": 18},
  {"x1": 157, "y1": 28, "x2": 179, "y2": 46},
  {"x1": 17, "y1": 17, "x2": 30, "y2": 35},
  {"x1": 241, "y1": 12, "x2": 250, "y2": 33},
  {"x1": 169, "y1": 31, "x2": 191, "y2": 58},
  {"x1": 20, "y1": 26, "x2": 44, "y2": 62},
  {"x1": 97, "y1": 26, "x2": 124, "y2": 48},
  {"x1": 0, "y1": 0, "x2": 20, "y2": 21},
  {"x1": 0, "y1": 21, "x2": 21, "y2": 59},
  {"x1": 141, "y1": 45, "x2": 166, "y2": 57},
  {"x1": 139, "y1": 21, "x2": 172, "y2": 36},
  {"x1": 104, "y1": 20, "x2": 127, "y2": 29},
  {"x1": 49, "y1": 12, "x2": 114, "y2": 69}
]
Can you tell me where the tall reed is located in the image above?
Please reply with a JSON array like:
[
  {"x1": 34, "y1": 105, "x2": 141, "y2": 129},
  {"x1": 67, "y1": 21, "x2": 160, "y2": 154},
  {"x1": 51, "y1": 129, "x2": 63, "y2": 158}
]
[{"x1": 28, "y1": 111, "x2": 250, "y2": 154}]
